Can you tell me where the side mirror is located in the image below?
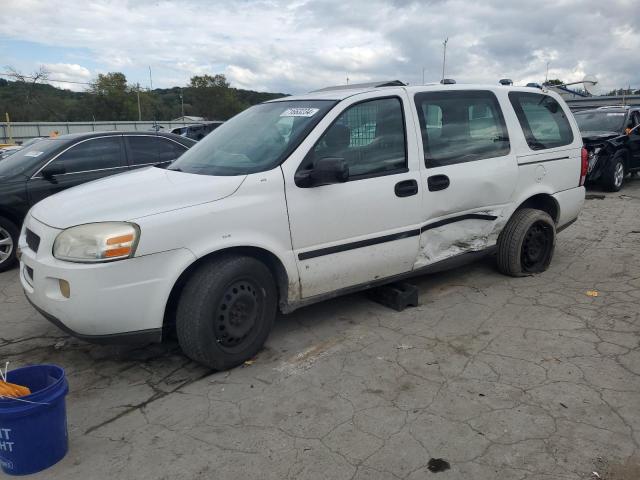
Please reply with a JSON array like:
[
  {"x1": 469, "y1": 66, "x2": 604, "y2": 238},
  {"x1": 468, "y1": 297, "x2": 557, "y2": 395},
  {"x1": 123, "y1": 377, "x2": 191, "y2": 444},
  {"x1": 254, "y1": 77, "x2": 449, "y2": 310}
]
[
  {"x1": 41, "y1": 164, "x2": 66, "y2": 181},
  {"x1": 295, "y1": 157, "x2": 349, "y2": 188}
]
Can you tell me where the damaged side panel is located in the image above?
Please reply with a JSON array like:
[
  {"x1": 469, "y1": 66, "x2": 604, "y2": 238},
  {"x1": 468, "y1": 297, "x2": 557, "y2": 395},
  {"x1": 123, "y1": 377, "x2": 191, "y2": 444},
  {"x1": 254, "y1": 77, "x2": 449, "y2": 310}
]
[{"x1": 414, "y1": 210, "x2": 507, "y2": 268}]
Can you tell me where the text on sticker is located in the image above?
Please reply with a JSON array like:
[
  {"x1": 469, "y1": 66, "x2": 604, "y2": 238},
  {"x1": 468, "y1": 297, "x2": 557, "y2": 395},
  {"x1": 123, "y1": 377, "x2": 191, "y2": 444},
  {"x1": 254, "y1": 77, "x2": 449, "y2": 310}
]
[{"x1": 280, "y1": 108, "x2": 319, "y2": 117}]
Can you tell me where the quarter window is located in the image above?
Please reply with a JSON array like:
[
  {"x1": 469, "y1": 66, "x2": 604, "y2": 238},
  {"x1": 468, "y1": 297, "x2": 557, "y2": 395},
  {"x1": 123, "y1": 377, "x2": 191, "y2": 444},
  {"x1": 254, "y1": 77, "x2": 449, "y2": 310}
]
[
  {"x1": 126, "y1": 136, "x2": 187, "y2": 165},
  {"x1": 308, "y1": 97, "x2": 407, "y2": 178},
  {"x1": 414, "y1": 90, "x2": 510, "y2": 167},
  {"x1": 48, "y1": 136, "x2": 124, "y2": 174},
  {"x1": 508, "y1": 92, "x2": 573, "y2": 150}
]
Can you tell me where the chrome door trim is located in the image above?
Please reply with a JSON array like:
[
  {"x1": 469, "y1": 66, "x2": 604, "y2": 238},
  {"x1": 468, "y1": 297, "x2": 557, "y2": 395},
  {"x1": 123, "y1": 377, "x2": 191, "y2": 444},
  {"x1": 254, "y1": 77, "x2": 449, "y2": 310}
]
[{"x1": 31, "y1": 135, "x2": 124, "y2": 179}]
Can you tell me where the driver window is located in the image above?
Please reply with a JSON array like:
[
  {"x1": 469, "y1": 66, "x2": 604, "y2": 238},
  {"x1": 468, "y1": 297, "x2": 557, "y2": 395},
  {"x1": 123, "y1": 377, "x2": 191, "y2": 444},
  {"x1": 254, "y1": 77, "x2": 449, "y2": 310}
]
[{"x1": 309, "y1": 97, "x2": 407, "y2": 178}]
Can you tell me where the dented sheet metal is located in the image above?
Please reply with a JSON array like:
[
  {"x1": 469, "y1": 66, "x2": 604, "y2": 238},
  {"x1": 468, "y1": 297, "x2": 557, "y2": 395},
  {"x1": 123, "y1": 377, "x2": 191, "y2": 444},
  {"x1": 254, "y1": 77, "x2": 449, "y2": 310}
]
[{"x1": 414, "y1": 210, "x2": 506, "y2": 268}]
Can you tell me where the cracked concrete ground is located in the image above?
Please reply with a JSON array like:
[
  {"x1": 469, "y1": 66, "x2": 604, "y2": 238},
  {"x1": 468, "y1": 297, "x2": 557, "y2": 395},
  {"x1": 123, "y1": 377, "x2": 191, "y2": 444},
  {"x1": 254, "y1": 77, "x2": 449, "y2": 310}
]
[{"x1": 1, "y1": 179, "x2": 640, "y2": 479}]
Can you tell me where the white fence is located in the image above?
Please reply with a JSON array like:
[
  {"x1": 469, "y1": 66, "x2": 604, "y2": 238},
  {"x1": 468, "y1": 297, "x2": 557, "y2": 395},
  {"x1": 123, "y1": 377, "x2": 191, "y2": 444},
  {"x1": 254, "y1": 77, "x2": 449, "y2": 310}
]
[{"x1": 1, "y1": 121, "x2": 211, "y2": 143}]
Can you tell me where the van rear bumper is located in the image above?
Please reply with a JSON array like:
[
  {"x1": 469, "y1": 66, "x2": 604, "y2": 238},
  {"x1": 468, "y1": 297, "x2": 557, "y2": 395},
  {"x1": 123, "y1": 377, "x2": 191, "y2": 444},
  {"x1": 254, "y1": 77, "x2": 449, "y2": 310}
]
[{"x1": 553, "y1": 186, "x2": 585, "y2": 229}]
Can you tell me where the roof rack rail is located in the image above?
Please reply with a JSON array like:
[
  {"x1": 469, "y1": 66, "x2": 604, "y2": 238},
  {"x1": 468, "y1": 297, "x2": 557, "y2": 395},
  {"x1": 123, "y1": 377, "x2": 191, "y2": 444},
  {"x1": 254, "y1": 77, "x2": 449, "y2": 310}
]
[
  {"x1": 311, "y1": 80, "x2": 406, "y2": 93},
  {"x1": 597, "y1": 105, "x2": 630, "y2": 109}
]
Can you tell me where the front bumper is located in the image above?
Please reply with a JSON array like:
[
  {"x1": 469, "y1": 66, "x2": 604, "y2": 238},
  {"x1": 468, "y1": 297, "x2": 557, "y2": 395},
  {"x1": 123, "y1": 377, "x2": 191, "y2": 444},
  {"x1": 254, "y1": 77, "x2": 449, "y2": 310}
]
[{"x1": 20, "y1": 215, "x2": 196, "y2": 342}]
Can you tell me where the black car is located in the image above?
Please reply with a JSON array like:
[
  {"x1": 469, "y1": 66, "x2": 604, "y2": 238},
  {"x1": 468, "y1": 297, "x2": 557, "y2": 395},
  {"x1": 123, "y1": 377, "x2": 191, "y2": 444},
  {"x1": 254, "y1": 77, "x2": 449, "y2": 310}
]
[
  {"x1": 574, "y1": 106, "x2": 640, "y2": 191},
  {"x1": 0, "y1": 131, "x2": 195, "y2": 271},
  {"x1": 170, "y1": 122, "x2": 223, "y2": 140}
]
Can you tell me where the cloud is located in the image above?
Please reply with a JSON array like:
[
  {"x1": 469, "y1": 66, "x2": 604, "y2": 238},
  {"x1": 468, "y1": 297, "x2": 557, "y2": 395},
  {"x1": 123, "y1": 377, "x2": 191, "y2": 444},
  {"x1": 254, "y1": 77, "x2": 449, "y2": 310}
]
[
  {"x1": 1, "y1": 0, "x2": 638, "y2": 94},
  {"x1": 41, "y1": 63, "x2": 91, "y2": 91}
]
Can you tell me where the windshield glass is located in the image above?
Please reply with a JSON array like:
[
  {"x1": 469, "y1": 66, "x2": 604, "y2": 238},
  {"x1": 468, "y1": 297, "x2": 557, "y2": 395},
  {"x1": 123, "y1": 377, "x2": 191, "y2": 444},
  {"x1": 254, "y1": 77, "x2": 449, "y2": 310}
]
[
  {"x1": 575, "y1": 111, "x2": 626, "y2": 133},
  {"x1": 0, "y1": 138, "x2": 61, "y2": 177},
  {"x1": 168, "y1": 100, "x2": 336, "y2": 176}
]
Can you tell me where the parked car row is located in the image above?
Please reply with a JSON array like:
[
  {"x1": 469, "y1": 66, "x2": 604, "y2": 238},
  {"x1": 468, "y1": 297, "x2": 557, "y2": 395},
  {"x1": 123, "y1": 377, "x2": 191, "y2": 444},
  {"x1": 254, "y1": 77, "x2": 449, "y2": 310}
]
[
  {"x1": 0, "y1": 132, "x2": 195, "y2": 271},
  {"x1": 16, "y1": 81, "x2": 586, "y2": 370}
]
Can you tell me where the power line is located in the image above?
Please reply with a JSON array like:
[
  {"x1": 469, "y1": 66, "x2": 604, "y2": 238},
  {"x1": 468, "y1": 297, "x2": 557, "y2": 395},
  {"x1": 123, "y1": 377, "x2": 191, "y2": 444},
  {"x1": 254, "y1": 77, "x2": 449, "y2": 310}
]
[{"x1": 0, "y1": 71, "x2": 94, "y2": 85}]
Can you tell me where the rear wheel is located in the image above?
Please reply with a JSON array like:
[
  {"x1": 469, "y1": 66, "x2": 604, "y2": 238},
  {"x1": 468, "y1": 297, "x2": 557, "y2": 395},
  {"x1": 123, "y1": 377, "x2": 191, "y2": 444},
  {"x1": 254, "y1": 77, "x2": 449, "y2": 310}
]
[
  {"x1": 0, "y1": 217, "x2": 18, "y2": 273},
  {"x1": 497, "y1": 208, "x2": 556, "y2": 277},
  {"x1": 602, "y1": 152, "x2": 626, "y2": 191},
  {"x1": 176, "y1": 255, "x2": 277, "y2": 370}
]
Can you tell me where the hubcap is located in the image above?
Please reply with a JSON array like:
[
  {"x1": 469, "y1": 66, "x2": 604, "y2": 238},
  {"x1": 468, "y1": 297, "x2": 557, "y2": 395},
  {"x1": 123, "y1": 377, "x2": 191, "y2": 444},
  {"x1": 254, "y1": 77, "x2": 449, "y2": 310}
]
[
  {"x1": 214, "y1": 280, "x2": 261, "y2": 350},
  {"x1": 0, "y1": 227, "x2": 13, "y2": 264},
  {"x1": 521, "y1": 221, "x2": 553, "y2": 272},
  {"x1": 614, "y1": 162, "x2": 624, "y2": 187}
]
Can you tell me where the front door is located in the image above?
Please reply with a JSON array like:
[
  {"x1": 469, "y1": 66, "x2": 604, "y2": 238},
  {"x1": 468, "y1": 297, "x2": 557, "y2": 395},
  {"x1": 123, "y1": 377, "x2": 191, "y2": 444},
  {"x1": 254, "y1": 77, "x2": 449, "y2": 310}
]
[
  {"x1": 27, "y1": 136, "x2": 128, "y2": 206},
  {"x1": 627, "y1": 112, "x2": 640, "y2": 167},
  {"x1": 412, "y1": 89, "x2": 518, "y2": 267},
  {"x1": 283, "y1": 92, "x2": 423, "y2": 298}
]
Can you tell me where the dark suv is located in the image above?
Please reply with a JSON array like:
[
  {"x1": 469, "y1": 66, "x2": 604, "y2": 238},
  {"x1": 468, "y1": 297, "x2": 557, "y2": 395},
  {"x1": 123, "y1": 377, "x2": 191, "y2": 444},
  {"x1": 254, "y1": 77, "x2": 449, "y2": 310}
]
[
  {"x1": 574, "y1": 106, "x2": 640, "y2": 191},
  {"x1": 0, "y1": 131, "x2": 195, "y2": 271}
]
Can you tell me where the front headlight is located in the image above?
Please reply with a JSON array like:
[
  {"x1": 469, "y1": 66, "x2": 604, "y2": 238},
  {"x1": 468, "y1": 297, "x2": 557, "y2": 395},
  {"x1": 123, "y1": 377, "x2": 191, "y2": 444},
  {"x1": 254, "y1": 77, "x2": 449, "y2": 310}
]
[{"x1": 53, "y1": 222, "x2": 140, "y2": 263}]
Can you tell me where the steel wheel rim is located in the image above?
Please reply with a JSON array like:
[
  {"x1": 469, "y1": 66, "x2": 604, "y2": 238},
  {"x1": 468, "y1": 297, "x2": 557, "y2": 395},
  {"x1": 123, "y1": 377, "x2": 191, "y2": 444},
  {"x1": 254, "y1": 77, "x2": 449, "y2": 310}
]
[
  {"x1": 0, "y1": 227, "x2": 13, "y2": 264},
  {"x1": 521, "y1": 221, "x2": 553, "y2": 272},
  {"x1": 614, "y1": 162, "x2": 624, "y2": 187},
  {"x1": 213, "y1": 279, "x2": 262, "y2": 353}
]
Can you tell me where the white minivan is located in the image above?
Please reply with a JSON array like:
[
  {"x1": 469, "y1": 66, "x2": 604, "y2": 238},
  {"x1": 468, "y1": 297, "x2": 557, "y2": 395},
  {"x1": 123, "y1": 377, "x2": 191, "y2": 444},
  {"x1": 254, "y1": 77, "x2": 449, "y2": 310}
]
[{"x1": 19, "y1": 81, "x2": 586, "y2": 369}]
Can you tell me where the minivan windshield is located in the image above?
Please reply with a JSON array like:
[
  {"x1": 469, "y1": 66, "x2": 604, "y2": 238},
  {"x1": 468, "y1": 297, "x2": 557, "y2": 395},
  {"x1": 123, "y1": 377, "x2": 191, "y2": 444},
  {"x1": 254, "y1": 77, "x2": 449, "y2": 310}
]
[
  {"x1": 0, "y1": 138, "x2": 61, "y2": 178},
  {"x1": 575, "y1": 111, "x2": 626, "y2": 133},
  {"x1": 168, "y1": 100, "x2": 336, "y2": 176}
]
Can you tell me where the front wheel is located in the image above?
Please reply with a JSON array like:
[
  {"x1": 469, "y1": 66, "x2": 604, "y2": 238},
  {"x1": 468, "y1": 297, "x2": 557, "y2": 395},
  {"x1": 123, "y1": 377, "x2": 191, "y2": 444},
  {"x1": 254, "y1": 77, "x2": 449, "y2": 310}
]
[
  {"x1": 176, "y1": 255, "x2": 277, "y2": 370},
  {"x1": 0, "y1": 216, "x2": 19, "y2": 273},
  {"x1": 497, "y1": 208, "x2": 556, "y2": 277},
  {"x1": 602, "y1": 153, "x2": 626, "y2": 191}
]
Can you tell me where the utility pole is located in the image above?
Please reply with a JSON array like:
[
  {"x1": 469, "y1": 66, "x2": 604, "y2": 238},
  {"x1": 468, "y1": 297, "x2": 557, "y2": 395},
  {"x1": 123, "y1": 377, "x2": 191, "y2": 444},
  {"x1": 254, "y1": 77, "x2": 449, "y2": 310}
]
[
  {"x1": 180, "y1": 88, "x2": 185, "y2": 118},
  {"x1": 441, "y1": 37, "x2": 449, "y2": 81},
  {"x1": 346, "y1": 74, "x2": 349, "y2": 85},
  {"x1": 148, "y1": 66, "x2": 153, "y2": 91},
  {"x1": 545, "y1": 61, "x2": 550, "y2": 83},
  {"x1": 136, "y1": 83, "x2": 142, "y2": 121}
]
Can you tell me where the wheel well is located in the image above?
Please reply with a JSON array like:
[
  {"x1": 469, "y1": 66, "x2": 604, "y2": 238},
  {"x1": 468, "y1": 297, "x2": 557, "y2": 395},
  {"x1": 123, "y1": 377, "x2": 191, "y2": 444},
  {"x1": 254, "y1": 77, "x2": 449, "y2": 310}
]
[
  {"x1": 614, "y1": 148, "x2": 631, "y2": 170},
  {"x1": 162, "y1": 246, "x2": 290, "y2": 338},
  {"x1": 0, "y1": 209, "x2": 22, "y2": 229},
  {"x1": 516, "y1": 194, "x2": 559, "y2": 224}
]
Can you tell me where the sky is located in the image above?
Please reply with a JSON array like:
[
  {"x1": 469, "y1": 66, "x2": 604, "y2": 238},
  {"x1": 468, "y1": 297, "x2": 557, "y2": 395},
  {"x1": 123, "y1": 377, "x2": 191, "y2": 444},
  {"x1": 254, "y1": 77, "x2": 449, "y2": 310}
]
[{"x1": 1, "y1": 0, "x2": 639, "y2": 95}]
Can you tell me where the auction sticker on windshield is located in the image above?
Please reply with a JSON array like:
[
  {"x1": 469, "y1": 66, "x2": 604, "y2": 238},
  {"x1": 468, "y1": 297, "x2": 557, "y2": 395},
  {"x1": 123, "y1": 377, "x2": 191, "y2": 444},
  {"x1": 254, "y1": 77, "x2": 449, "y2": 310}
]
[
  {"x1": 280, "y1": 108, "x2": 319, "y2": 117},
  {"x1": 23, "y1": 151, "x2": 44, "y2": 157}
]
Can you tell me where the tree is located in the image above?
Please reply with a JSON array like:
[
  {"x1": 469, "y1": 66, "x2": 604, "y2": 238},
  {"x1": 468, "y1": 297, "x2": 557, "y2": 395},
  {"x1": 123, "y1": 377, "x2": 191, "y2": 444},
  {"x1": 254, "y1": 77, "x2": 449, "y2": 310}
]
[
  {"x1": 88, "y1": 72, "x2": 137, "y2": 120},
  {"x1": 545, "y1": 79, "x2": 564, "y2": 86},
  {"x1": 187, "y1": 74, "x2": 243, "y2": 120},
  {"x1": 189, "y1": 74, "x2": 229, "y2": 89}
]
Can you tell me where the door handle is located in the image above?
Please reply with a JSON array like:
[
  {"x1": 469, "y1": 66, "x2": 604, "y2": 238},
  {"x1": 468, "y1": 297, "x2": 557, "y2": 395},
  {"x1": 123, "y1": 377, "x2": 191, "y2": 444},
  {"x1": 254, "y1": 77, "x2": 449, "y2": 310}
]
[
  {"x1": 395, "y1": 179, "x2": 419, "y2": 197},
  {"x1": 427, "y1": 174, "x2": 450, "y2": 191}
]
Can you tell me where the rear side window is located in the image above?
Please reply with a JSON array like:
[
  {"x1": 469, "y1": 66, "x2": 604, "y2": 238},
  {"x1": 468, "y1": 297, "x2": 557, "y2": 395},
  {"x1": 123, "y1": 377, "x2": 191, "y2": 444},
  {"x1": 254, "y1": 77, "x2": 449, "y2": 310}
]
[
  {"x1": 48, "y1": 136, "x2": 124, "y2": 174},
  {"x1": 309, "y1": 97, "x2": 407, "y2": 178},
  {"x1": 126, "y1": 136, "x2": 187, "y2": 165},
  {"x1": 508, "y1": 92, "x2": 573, "y2": 150},
  {"x1": 414, "y1": 90, "x2": 510, "y2": 168}
]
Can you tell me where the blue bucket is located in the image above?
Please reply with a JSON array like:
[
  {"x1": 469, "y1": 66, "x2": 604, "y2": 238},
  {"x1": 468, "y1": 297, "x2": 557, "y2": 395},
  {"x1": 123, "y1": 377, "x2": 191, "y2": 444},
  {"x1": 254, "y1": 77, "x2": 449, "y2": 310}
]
[{"x1": 0, "y1": 364, "x2": 69, "y2": 476}]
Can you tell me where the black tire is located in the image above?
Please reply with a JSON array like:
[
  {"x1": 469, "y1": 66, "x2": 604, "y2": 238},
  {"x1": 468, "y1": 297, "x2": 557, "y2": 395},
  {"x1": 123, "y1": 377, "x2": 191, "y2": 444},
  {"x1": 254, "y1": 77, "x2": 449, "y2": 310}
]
[
  {"x1": 602, "y1": 151, "x2": 626, "y2": 192},
  {"x1": 0, "y1": 216, "x2": 19, "y2": 273},
  {"x1": 497, "y1": 208, "x2": 556, "y2": 277},
  {"x1": 176, "y1": 255, "x2": 277, "y2": 370}
]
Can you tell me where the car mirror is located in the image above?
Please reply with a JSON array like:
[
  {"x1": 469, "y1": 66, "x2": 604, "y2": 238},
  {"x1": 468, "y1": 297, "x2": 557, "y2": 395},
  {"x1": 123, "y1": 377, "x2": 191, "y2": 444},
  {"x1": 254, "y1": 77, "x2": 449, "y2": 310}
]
[
  {"x1": 41, "y1": 164, "x2": 66, "y2": 180},
  {"x1": 295, "y1": 157, "x2": 349, "y2": 188}
]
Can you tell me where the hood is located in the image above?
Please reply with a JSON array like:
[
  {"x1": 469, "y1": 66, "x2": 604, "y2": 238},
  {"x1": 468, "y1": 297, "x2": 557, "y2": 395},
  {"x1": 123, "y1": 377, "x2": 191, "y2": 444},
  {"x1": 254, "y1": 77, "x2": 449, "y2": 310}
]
[
  {"x1": 581, "y1": 131, "x2": 620, "y2": 144},
  {"x1": 31, "y1": 167, "x2": 246, "y2": 229}
]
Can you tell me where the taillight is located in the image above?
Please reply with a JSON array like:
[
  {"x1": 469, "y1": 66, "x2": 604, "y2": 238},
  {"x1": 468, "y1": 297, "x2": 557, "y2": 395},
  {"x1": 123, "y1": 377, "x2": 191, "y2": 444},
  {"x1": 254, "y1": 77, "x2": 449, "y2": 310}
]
[{"x1": 580, "y1": 147, "x2": 588, "y2": 186}]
